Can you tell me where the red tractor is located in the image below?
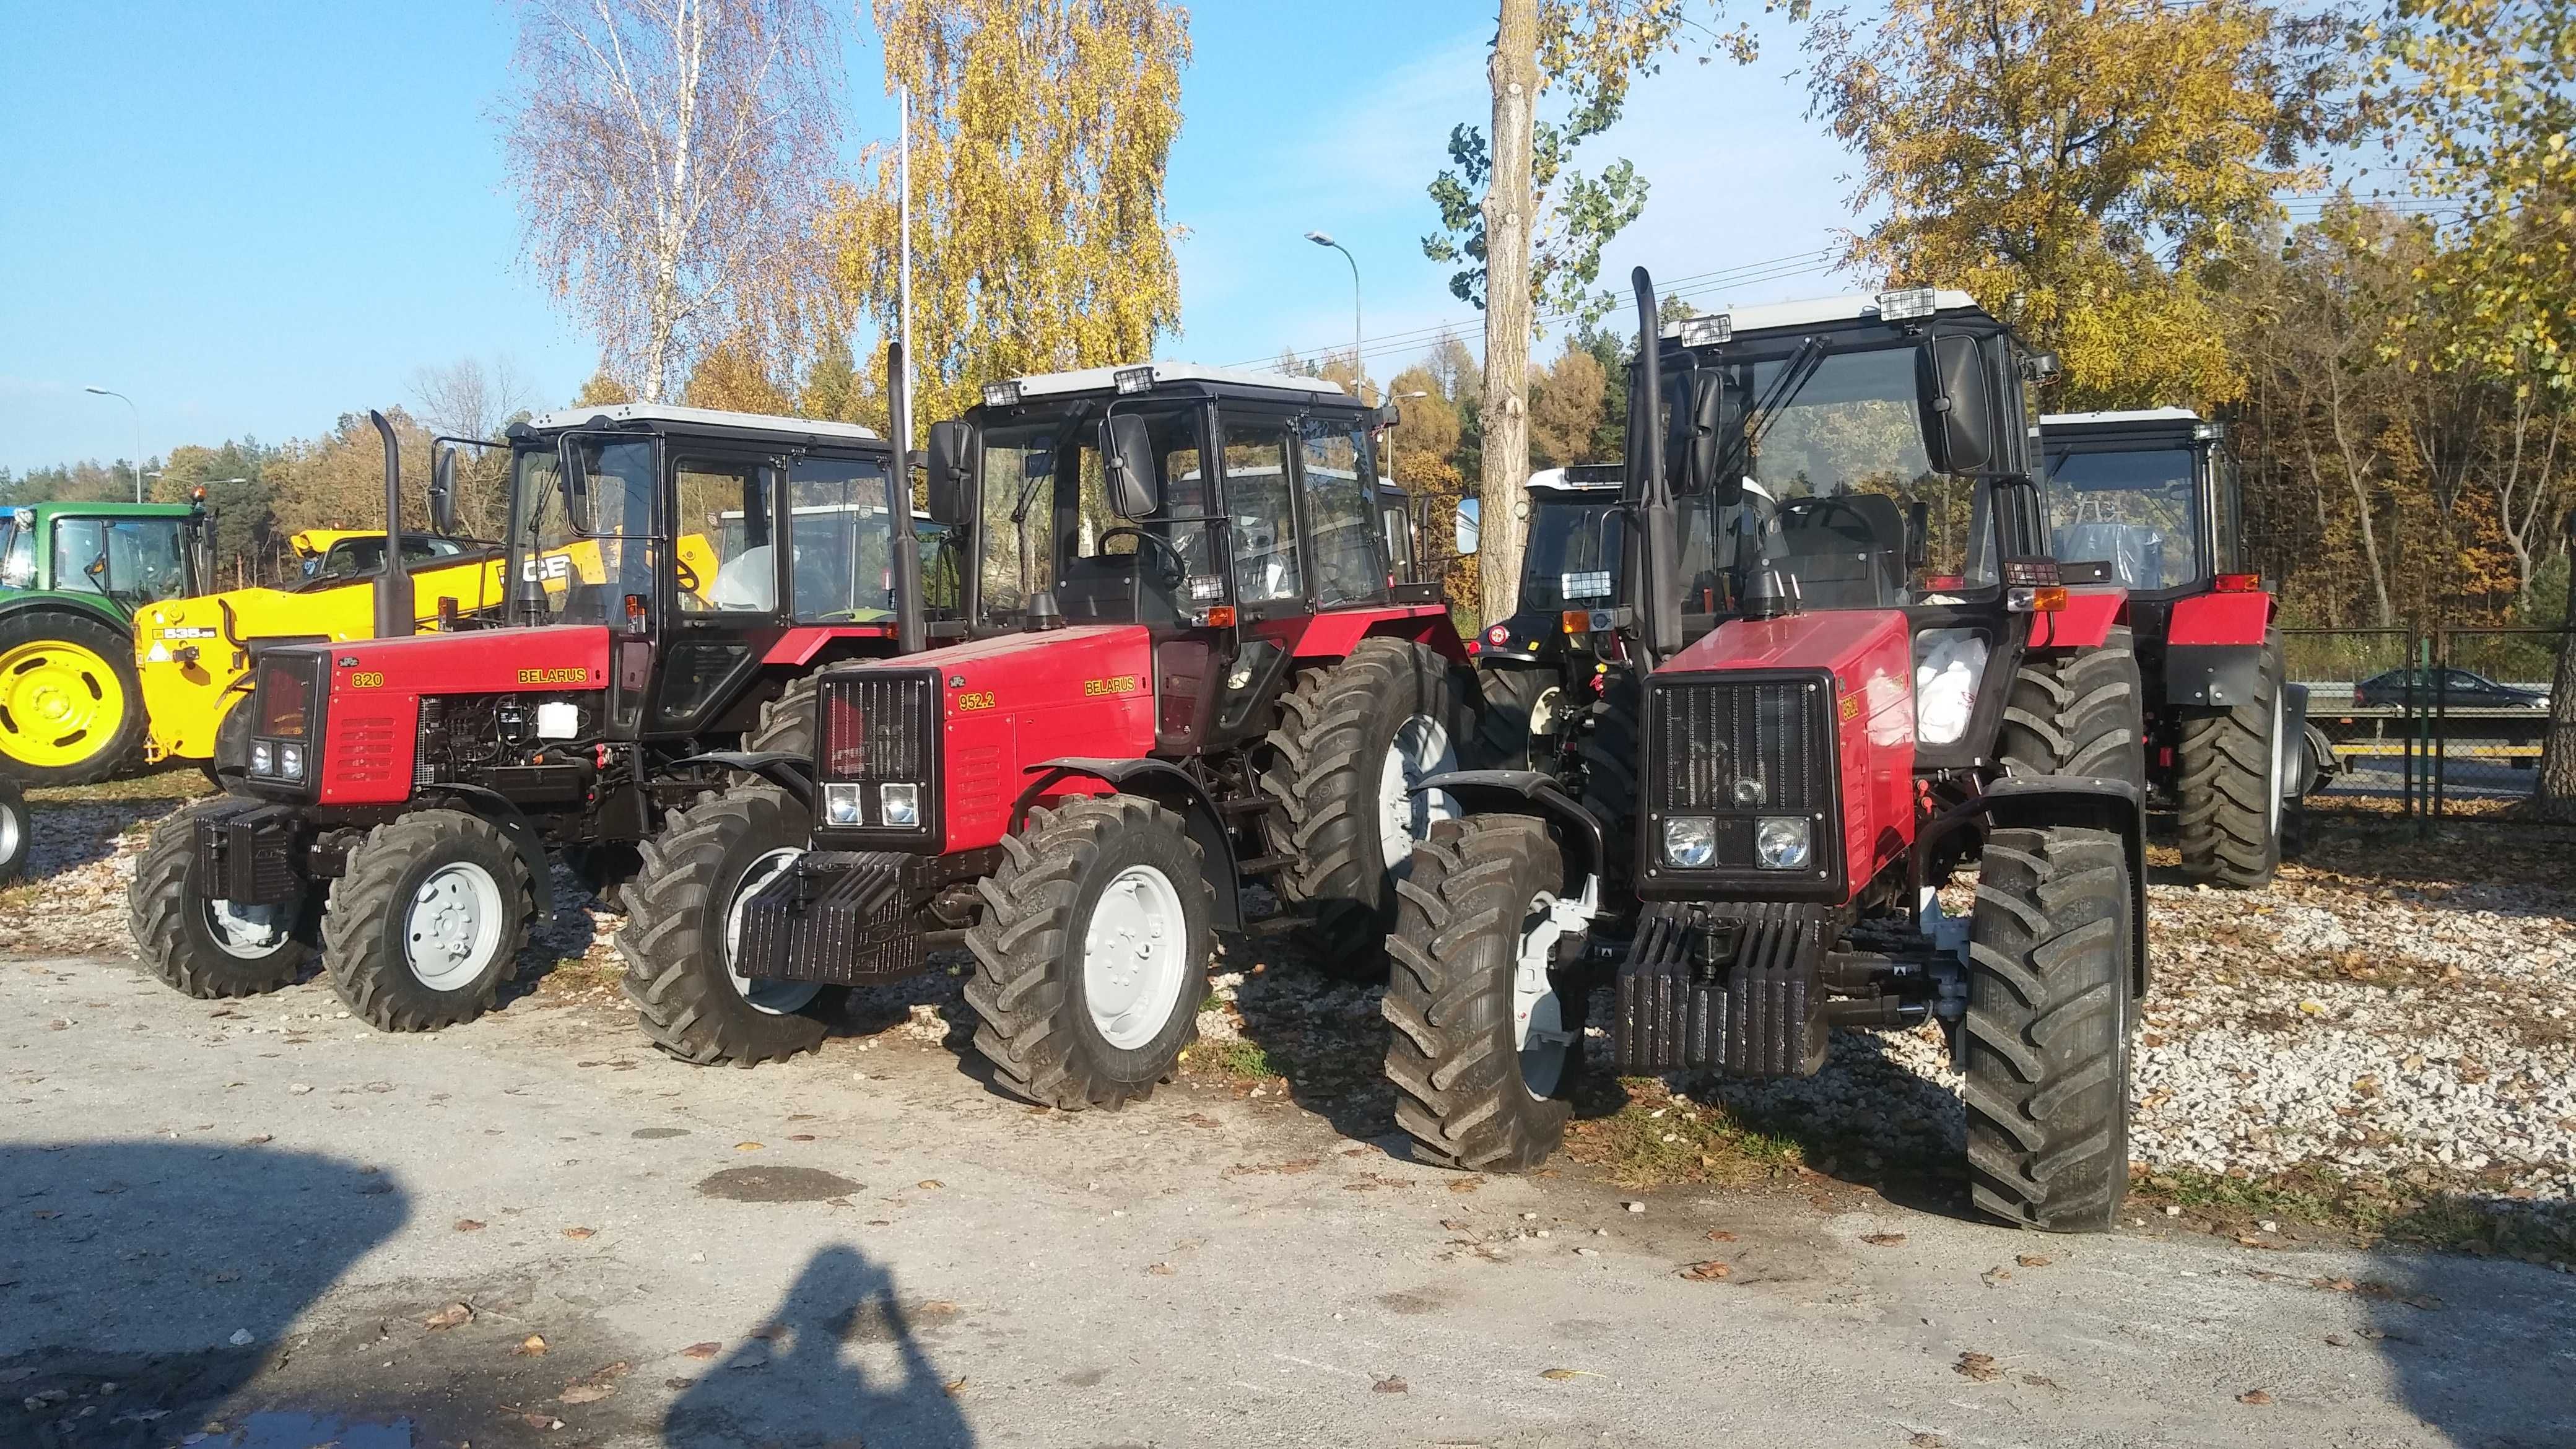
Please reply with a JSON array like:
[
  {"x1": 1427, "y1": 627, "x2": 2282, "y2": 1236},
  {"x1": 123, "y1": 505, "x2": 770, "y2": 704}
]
[
  {"x1": 128, "y1": 380, "x2": 944, "y2": 1032},
  {"x1": 612, "y1": 363, "x2": 1474, "y2": 1086},
  {"x1": 1382, "y1": 273, "x2": 2151, "y2": 1232},
  {"x1": 2039, "y1": 409, "x2": 2318, "y2": 886}
]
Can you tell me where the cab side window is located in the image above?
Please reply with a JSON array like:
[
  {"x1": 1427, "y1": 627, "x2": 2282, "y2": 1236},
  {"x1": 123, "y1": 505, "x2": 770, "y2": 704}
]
[
  {"x1": 1300, "y1": 418, "x2": 1386, "y2": 606},
  {"x1": 674, "y1": 456, "x2": 775, "y2": 614},
  {"x1": 50, "y1": 517, "x2": 108, "y2": 597},
  {"x1": 788, "y1": 456, "x2": 899, "y2": 622},
  {"x1": 1222, "y1": 420, "x2": 1300, "y2": 604}
]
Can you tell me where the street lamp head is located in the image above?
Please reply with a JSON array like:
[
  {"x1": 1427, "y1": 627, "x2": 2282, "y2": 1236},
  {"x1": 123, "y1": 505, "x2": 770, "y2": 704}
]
[
  {"x1": 1304, "y1": 231, "x2": 1336, "y2": 248},
  {"x1": 1399, "y1": 390, "x2": 1430, "y2": 401},
  {"x1": 84, "y1": 385, "x2": 111, "y2": 396}
]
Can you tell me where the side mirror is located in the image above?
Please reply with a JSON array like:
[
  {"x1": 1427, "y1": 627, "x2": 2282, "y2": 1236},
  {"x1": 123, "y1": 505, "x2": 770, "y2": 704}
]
[
  {"x1": 1454, "y1": 497, "x2": 1481, "y2": 557},
  {"x1": 924, "y1": 420, "x2": 973, "y2": 526},
  {"x1": 1372, "y1": 401, "x2": 1403, "y2": 430},
  {"x1": 1678, "y1": 371, "x2": 1741, "y2": 505},
  {"x1": 1919, "y1": 334, "x2": 1998, "y2": 476},
  {"x1": 1102, "y1": 412, "x2": 1159, "y2": 516},
  {"x1": 429, "y1": 447, "x2": 460, "y2": 537},
  {"x1": 555, "y1": 438, "x2": 599, "y2": 535},
  {"x1": 1906, "y1": 500, "x2": 1931, "y2": 572}
]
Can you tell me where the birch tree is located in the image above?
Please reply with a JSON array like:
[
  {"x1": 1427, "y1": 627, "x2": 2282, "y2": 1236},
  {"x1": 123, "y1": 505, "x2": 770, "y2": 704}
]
[{"x1": 500, "y1": 0, "x2": 843, "y2": 402}]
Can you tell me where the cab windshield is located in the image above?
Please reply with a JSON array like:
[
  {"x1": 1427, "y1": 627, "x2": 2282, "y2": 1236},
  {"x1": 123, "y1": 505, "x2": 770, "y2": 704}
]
[
  {"x1": 1681, "y1": 344, "x2": 1995, "y2": 616},
  {"x1": 508, "y1": 438, "x2": 656, "y2": 626},
  {"x1": 2045, "y1": 446, "x2": 2201, "y2": 591},
  {"x1": 0, "y1": 514, "x2": 32, "y2": 590},
  {"x1": 1518, "y1": 498, "x2": 1622, "y2": 612},
  {"x1": 974, "y1": 404, "x2": 1209, "y2": 627}
]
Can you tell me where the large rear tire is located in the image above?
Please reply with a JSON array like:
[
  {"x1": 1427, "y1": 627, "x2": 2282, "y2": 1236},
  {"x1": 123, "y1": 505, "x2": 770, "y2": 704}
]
[
  {"x1": 0, "y1": 610, "x2": 146, "y2": 787},
  {"x1": 1997, "y1": 626, "x2": 2146, "y2": 787},
  {"x1": 1259, "y1": 638, "x2": 1474, "y2": 980},
  {"x1": 321, "y1": 809, "x2": 533, "y2": 1032},
  {"x1": 0, "y1": 778, "x2": 24, "y2": 882},
  {"x1": 746, "y1": 671, "x2": 822, "y2": 756},
  {"x1": 2175, "y1": 632, "x2": 2286, "y2": 888},
  {"x1": 128, "y1": 799, "x2": 312, "y2": 998},
  {"x1": 1382, "y1": 816, "x2": 1583, "y2": 1172},
  {"x1": 199, "y1": 695, "x2": 253, "y2": 790},
  {"x1": 964, "y1": 794, "x2": 1212, "y2": 1111},
  {"x1": 1964, "y1": 825, "x2": 2134, "y2": 1232},
  {"x1": 617, "y1": 786, "x2": 846, "y2": 1066}
]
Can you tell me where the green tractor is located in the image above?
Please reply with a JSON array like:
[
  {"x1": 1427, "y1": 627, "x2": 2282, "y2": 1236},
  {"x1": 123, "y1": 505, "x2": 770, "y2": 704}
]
[{"x1": 0, "y1": 498, "x2": 212, "y2": 785}]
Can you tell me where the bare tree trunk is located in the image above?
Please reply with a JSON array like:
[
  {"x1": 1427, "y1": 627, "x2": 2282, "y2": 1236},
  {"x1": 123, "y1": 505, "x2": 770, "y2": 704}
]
[
  {"x1": 2320, "y1": 368, "x2": 2395, "y2": 626},
  {"x1": 1477, "y1": 0, "x2": 1538, "y2": 627},
  {"x1": 2538, "y1": 529, "x2": 2576, "y2": 819}
]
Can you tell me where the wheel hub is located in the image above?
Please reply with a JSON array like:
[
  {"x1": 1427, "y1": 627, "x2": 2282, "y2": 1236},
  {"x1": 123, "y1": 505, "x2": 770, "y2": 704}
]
[
  {"x1": 404, "y1": 861, "x2": 507, "y2": 991},
  {"x1": 1513, "y1": 891, "x2": 1585, "y2": 1100},
  {"x1": 1084, "y1": 864, "x2": 1188, "y2": 1050},
  {"x1": 0, "y1": 640, "x2": 120, "y2": 767},
  {"x1": 1377, "y1": 713, "x2": 1461, "y2": 870}
]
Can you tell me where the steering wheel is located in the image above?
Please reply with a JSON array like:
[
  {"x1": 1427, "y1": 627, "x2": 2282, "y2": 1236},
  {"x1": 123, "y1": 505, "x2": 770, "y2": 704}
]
[
  {"x1": 1099, "y1": 526, "x2": 1190, "y2": 586},
  {"x1": 674, "y1": 555, "x2": 703, "y2": 596}
]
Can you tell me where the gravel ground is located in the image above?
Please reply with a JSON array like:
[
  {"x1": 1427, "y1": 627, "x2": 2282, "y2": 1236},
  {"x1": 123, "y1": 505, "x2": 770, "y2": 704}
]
[{"x1": 7, "y1": 778, "x2": 2572, "y2": 1223}]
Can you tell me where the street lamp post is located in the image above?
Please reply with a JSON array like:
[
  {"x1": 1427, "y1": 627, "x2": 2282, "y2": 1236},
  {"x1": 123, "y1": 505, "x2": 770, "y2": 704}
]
[
  {"x1": 83, "y1": 386, "x2": 144, "y2": 502},
  {"x1": 1304, "y1": 232, "x2": 1365, "y2": 402}
]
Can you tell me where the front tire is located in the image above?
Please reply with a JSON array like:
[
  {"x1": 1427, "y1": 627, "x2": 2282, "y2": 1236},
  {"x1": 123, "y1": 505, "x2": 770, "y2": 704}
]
[
  {"x1": 1998, "y1": 626, "x2": 2146, "y2": 787},
  {"x1": 0, "y1": 778, "x2": 24, "y2": 881},
  {"x1": 2175, "y1": 632, "x2": 2286, "y2": 888},
  {"x1": 321, "y1": 809, "x2": 532, "y2": 1032},
  {"x1": 1964, "y1": 825, "x2": 2134, "y2": 1232},
  {"x1": 127, "y1": 799, "x2": 312, "y2": 998},
  {"x1": 616, "y1": 786, "x2": 846, "y2": 1066},
  {"x1": 0, "y1": 611, "x2": 146, "y2": 787},
  {"x1": 1383, "y1": 816, "x2": 1584, "y2": 1172},
  {"x1": 963, "y1": 795, "x2": 1212, "y2": 1111},
  {"x1": 1260, "y1": 638, "x2": 1474, "y2": 980}
]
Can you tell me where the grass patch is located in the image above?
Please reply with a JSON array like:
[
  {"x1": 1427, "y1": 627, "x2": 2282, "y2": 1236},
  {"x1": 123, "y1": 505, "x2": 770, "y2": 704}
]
[
  {"x1": 537, "y1": 952, "x2": 627, "y2": 994},
  {"x1": 28, "y1": 767, "x2": 214, "y2": 807},
  {"x1": 1563, "y1": 1079, "x2": 1808, "y2": 1188},
  {"x1": 2134, "y1": 1163, "x2": 2576, "y2": 1261},
  {"x1": 1190, "y1": 1038, "x2": 1273, "y2": 1082}
]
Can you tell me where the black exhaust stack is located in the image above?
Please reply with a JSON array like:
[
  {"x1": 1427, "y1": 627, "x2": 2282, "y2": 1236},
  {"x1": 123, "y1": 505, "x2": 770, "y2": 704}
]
[
  {"x1": 884, "y1": 342, "x2": 926, "y2": 655},
  {"x1": 369, "y1": 410, "x2": 413, "y2": 640},
  {"x1": 1627, "y1": 268, "x2": 1683, "y2": 666}
]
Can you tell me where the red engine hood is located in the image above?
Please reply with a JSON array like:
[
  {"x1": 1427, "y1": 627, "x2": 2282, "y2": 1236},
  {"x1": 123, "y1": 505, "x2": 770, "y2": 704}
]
[
  {"x1": 1659, "y1": 610, "x2": 1910, "y2": 677},
  {"x1": 322, "y1": 625, "x2": 612, "y2": 695}
]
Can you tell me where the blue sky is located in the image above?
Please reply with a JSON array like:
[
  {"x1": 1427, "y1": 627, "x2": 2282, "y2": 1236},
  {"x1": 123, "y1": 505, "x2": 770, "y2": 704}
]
[{"x1": 0, "y1": 2, "x2": 1858, "y2": 473}]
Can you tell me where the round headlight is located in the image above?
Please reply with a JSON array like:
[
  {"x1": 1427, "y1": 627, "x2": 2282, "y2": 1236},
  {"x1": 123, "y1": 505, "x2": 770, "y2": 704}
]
[
  {"x1": 1732, "y1": 775, "x2": 1766, "y2": 808},
  {"x1": 822, "y1": 783, "x2": 864, "y2": 827},
  {"x1": 1755, "y1": 816, "x2": 1812, "y2": 871},
  {"x1": 1661, "y1": 816, "x2": 1717, "y2": 869},
  {"x1": 879, "y1": 783, "x2": 920, "y2": 827}
]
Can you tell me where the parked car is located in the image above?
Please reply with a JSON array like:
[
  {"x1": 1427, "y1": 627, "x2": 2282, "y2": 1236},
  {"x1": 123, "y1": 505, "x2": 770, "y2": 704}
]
[{"x1": 2353, "y1": 668, "x2": 2548, "y2": 710}]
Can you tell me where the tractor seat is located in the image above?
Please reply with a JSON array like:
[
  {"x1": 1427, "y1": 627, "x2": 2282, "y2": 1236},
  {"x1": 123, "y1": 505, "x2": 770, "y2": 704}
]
[{"x1": 1775, "y1": 494, "x2": 1905, "y2": 609}]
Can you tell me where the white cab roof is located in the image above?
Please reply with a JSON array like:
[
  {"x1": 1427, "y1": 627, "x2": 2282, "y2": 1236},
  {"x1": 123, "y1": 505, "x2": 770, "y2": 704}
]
[
  {"x1": 524, "y1": 402, "x2": 881, "y2": 440},
  {"x1": 1003, "y1": 363, "x2": 1350, "y2": 401},
  {"x1": 1661, "y1": 288, "x2": 1986, "y2": 339},
  {"x1": 2039, "y1": 407, "x2": 2203, "y2": 427}
]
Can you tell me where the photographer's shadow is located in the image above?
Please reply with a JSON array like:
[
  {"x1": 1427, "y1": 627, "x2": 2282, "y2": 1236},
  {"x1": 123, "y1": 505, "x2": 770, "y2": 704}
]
[{"x1": 665, "y1": 1244, "x2": 976, "y2": 1449}]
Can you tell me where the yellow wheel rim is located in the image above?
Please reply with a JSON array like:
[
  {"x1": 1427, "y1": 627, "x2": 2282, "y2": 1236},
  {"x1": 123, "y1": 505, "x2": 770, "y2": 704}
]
[{"x1": 0, "y1": 637, "x2": 129, "y2": 770}]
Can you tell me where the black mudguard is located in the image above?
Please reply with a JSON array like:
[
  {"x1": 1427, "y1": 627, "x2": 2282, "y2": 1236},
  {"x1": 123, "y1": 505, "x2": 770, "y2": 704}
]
[
  {"x1": 415, "y1": 784, "x2": 555, "y2": 924},
  {"x1": 1410, "y1": 768, "x2": 1608, "y2": 894},
  {"x1": 679, "y1": 751, "x2": 817, "y2": 809}
]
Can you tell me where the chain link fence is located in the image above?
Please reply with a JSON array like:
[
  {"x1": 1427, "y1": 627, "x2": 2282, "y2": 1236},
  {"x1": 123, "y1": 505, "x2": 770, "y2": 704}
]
[{"x1": 2286, "y1": 624, "x2": 2569, "y2": 824}]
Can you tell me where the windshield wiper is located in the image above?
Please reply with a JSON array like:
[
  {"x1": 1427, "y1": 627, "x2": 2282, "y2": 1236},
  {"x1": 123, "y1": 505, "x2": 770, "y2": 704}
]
[{"x1": 1712, "y1": 336, "x2": 1827, "y2": 489}]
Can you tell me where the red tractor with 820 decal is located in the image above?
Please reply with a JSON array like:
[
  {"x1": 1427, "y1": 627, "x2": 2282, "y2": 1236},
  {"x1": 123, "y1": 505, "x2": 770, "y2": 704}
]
[
  {"x1": 1379, "y1": 272, "x2": 2153, "y2": 1231},
  {"x1": 612, "y1": 363, "x2": 1473, "y2": 1089}
]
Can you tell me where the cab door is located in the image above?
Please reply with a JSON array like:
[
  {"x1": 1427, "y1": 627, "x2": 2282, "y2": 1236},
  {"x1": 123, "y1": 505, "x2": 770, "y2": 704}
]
[{"x1": 646, "y1": 445, "x2": 790, "y2": 736}]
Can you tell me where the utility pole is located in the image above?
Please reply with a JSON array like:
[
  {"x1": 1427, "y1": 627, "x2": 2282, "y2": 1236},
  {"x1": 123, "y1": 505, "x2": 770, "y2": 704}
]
[{"x1": 1479, "y1": 0, "x2": 1539, "y2": 626}]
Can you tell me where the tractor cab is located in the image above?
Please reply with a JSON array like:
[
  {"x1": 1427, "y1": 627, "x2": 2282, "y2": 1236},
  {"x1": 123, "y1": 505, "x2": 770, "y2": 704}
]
[{"x1": 2039, "y1": 407, "x2": 2243, "y2": 602}]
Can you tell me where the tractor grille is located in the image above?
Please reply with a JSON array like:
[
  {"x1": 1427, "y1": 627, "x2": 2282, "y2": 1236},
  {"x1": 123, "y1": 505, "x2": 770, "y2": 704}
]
[
  {"x1": 1650, "y1": 676, "x2": 1826, "y2": 815},
  {"x1": 1640, "y1": 670, "x2": 1840, "y2": 890},
  {"x1": 822, "y1": 671, "x2": 934, "y2": 783}
]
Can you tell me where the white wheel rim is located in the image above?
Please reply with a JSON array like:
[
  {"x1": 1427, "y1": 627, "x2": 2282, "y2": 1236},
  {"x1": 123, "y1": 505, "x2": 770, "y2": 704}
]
[
  {"x1": 1377, "y1": 713, "x2": 1461, "y2": 870},
  {"x1": 204, "y1": 896, "x2": 289, "y2": 960},
  {"x1": 402, "y1": 861, "x2": 508, "y2": 992},
  {"x1": 1082, "y1": 864, "x2": 1189, "y2": 1051},
  {"x1": 724, "y1": 846, "x2": 822, "y2": 1015},
  {"x1": 0, "y1": 803, "x2": 19, "y2": 869},
  {"x1": 2266, "y1": 685, "x2": 2286, "y2": 840},
  {"x1": 1513, "y1": 891, "x2": 1577, "y2": 1100}
]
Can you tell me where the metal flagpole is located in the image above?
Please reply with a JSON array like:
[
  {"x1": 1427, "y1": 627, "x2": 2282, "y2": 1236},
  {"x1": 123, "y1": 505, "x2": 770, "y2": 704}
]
[{"x1": 898, "y1": 84, "x2": 913, "y2": 451}]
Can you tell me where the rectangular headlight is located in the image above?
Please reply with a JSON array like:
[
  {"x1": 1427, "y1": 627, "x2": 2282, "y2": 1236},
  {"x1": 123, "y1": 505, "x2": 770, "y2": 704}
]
[
  {"x1": 880, "y1": 782, "x2": 920, "y2": 827},
  {"x1": 822, "y1": 783, "x2": 864, "y2": 827},
  {"x1": 278, "y1": 743, "x2": 305, "y2": 781},
  {"x1": 981, "y1": 380, "x2": 1022, "y2": 409},
  {"x1": 250, "y1": 741, "x2": 273, "y2": 775},
  {"x1": 1755, "y1": 816, "x2": 1811, "y2": 870},
  {"x1": 1679, "y1": 314, "x2": 1731, "y2": 347},
  {"x1": 1663, "y1": 816, "x2": 1716, "y2": 869}
]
